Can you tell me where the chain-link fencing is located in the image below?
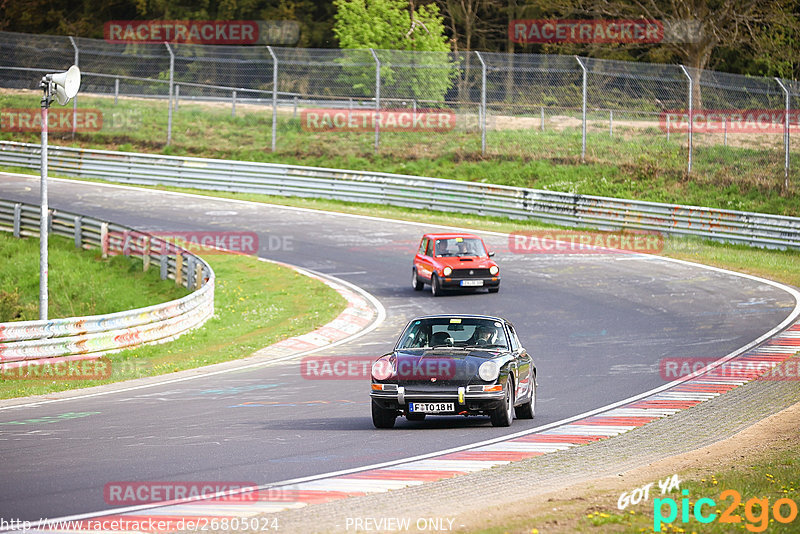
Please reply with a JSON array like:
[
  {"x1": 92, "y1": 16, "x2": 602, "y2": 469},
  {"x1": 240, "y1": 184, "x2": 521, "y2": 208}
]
[{"x1": 0, "y1": 30, "x2": 795, "y2": 192}]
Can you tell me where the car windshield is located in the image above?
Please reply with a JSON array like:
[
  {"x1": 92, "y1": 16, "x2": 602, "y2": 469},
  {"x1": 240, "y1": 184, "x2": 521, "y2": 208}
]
[
  {"x1": 434, "y1": 237, "x2": 485, "y2": 257},
  {"x1": 397, "y1": 317, "x2": 509, "y2": 350}
]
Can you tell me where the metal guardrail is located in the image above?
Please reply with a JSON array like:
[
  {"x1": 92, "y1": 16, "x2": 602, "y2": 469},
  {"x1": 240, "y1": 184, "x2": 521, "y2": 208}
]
[
  {"x1": 0, "y1": 196, "x2": 215, "y2": 367},
  {"x1": 1, "y1": 141, "x2": 799, "y2": 249}
]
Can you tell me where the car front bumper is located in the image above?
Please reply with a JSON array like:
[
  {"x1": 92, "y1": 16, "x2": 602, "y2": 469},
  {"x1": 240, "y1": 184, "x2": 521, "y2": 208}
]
[
  {"x1": 371, "y1": 384, "x2": 505, "y2": 414},
  {"x1": 439, "y1": 276, "x2": 500, "y2": 289}
]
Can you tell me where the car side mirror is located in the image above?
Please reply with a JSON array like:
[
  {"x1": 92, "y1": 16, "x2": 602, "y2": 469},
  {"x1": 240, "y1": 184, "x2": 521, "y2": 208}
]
[{"x1": 488, "y1": 251, "x2": 495, "y2": 257}]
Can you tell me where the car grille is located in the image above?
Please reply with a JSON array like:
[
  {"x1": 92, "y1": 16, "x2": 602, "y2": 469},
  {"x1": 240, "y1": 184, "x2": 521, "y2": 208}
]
[{"x1": 451, "y1": 268, "x2": 491, "y2": 278}]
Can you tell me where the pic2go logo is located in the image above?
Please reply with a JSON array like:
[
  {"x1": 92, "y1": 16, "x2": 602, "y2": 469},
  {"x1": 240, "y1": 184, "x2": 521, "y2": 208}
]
[{"x1": 654, "y1": 489, "x2": 799, "y2": 532}]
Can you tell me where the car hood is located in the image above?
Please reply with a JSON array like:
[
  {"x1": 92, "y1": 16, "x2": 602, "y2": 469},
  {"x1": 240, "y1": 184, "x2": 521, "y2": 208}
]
[
  {"x1": 436, "y1": 257, "x2": 496, "y2": 268},
  {"x1": 390, "y1": 348, "x2": 507, "y2": 382}
]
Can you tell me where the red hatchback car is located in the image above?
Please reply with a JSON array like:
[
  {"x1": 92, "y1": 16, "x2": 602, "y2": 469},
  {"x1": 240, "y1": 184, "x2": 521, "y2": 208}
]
[{"x1": 412, "y1": 233, "x2": 500, "y2": 296}]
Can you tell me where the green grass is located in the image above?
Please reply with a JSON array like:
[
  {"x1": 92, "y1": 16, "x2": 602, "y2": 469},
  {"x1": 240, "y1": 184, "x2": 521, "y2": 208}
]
[
  {"x1": 0, "y1": 232, "x2": 189, "y2": 321},
  {"x1": 1, "y1": 90, "x2": 797, "y2": 216},
  {"x1": 0, "y1": 235, "x2": 346, "y2": 398}
]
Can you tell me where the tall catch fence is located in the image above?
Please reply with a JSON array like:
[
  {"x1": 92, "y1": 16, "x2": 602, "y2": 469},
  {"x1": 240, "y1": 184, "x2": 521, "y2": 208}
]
[{"x1": 0, "y1": 30, "x2": 796, "y2": 190}]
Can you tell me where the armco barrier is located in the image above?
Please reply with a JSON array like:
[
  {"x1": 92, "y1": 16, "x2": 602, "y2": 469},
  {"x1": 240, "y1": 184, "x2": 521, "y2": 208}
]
[
  {"x1": 0, "y1": 198, "x2": 214, "y2": 368},
  {"x1": 1, "y1": 141, "x2": 799, "y2": 249}
]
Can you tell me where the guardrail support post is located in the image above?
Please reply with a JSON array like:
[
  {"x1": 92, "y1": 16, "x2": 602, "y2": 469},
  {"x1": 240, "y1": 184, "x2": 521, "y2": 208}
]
[
  {"x1": 100, "y1": 222, "x2": 108, "y2": 258},
  {"x1": 160, "y1": 254, "x2": 168, "y2": 280},
  {"x1": 164, "y1": 43, "x2": 174, "y2": 146},
  {"x1": 175, "y1": 252, "x2": 184, "y2": 286},
  {"x1": 143, "y1": 236, "x2": 151, "y2": 272},
  {"x1": 187, "y1": 256, "x2": 196, "y2": 288},
  {"x1": 775, "y1": 78, "x2": 790, "y2": 192},
  {"x1": 475, "y1": 51, "x2": 487, "y2": 155},
  {"x1": 370, "y1": 48, "x2": 381, "y2": 154},
  {"x1": 575, "y1": 56, "x2": 587, "y2": 163},
  {"x1": 13, "y1": 203, "x2": 21, "y2": 238},
  {"x1": 74, "y1": 216, "x2": 82, "y2": 248},
  {"x1": 267, "y1": 46, "x2": 278, "y2": 152},
  {"x1": 68, "y1": 36, "x2": 78, "y2": 139},
  {"x1": 679, "y1": 65, "x2": 693, "y2": 175}
]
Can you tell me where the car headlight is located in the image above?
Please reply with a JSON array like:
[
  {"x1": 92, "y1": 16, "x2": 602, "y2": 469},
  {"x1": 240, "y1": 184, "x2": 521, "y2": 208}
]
[
  {"x1": 478, "y1": 361, "x2": 500, "y2": 381},
  {"x1": 371, "y1": 359, "x2": 394, "y2": 381},
  {"x1": 489, "y1": 265, "x2": 499, "y2": 275},
  {"x1": 443, "y1": 266, "x2": 452, "y2": 276}
]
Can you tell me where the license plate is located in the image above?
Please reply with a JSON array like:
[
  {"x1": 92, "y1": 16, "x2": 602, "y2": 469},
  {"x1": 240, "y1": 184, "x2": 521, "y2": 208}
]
[
  {"x1": 409, "y1": 402, "x2": 454, "y2": 413},
  {"x1": 460, "y1": 280, "x2": 483, "y2": 287}
]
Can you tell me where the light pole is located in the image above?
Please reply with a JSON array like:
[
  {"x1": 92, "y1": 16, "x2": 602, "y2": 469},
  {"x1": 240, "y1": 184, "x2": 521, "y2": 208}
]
[{"x1": 38, "y1": 65, "x2": 80, "y2": 320}]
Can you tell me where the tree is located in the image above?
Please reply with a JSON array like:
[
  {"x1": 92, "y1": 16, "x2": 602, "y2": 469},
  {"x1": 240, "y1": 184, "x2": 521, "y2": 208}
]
[
  {"x1": 333, "y1": 0, "x2": 455, "y2": 102},
  {"x1": 568, "y1": 0, "x2": 795, "y2": 107}
]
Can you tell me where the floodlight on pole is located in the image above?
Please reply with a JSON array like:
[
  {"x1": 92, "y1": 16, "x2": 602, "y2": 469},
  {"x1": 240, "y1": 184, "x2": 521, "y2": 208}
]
[{"x1": 38, "y1": 65, "x2": 80, "y2": 320}]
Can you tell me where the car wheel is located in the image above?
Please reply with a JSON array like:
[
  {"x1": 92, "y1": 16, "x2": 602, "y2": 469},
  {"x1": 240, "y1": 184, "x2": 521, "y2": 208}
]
[
  {"x1": 515, "y1": 379, "x2": 535, "y2": 419},
  {"x1": 490, "y1": 376, "x2": 514, "y2": 427},
  {"x1": 431, "y1": 273, "x2": 443, "y2": 297},
  {"x1": 406, "y1": 412, "x2": 426, "y2": 421},
  {"x1": 371, "y1": 401, "x2": 397, "y2": 429},
  {"x1": 488, "y1": 286, "x2": 500, "y2": 293},
  {"x1": 411, "y1": 268, "x2": 424, "y2": 291}
]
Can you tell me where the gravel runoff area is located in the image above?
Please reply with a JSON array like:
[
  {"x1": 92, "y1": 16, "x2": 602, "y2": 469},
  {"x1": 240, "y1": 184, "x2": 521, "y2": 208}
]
[{"x1": 250, "y1": 364, "x2": 800, "y2": 534}]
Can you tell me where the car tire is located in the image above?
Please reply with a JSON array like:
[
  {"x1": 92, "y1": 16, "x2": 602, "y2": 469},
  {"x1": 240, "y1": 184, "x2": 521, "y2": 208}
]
[
  {"x1": 515, "y1": 379, "x2": 535, "y2": 419},
  {"x1": 488, "y1": 286, "x2": 500, "y2": 293},
  {"x1": 406, "y1": 412, "x2": 426, "y2": 422},
  {"x1": 372, "y1": 401, "x2": 397, "y2": 429},
  {"x1": 411, "y1": 268, "x2": 424, "y2": 291},
  {"x1": 490, "y1": 376, "x2": 514, "y2": 427},
  {"x1": 431, "y1": 273, "x2": 443, "y2": 297}
]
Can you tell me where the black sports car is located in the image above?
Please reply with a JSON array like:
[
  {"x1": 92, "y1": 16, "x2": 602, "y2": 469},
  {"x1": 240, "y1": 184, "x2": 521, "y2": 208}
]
[{"x1": 370, "y1": 315, "x2": 536, "y2": 428}]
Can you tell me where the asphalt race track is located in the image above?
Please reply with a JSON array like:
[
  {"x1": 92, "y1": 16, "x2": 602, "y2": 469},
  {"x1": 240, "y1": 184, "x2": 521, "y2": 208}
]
[{"x1": 0, "y1": 172, "x2": 796, "y2": 522}]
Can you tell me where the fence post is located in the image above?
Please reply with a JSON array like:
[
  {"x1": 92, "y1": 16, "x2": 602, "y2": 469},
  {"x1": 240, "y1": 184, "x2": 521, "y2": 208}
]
[
  {"x1": 679, "y1": 65, "x2": 693, "y2": 175},
  {"x1": 174, "y1": 84, "x2": 179, "y2": 111},
  {"x1": 100, "y1": 222, "x2": 109, "y2": 259},
  {"x1": 775, "y1": 78, "x2": 790, "y2": 192},
  {"x1": 293, "y1": 95, "x2": 297, "y2": 118},
  {"x1": 164, "y1": 43, "x2": 175, "y2": 146},
  {"x1": 609, "y1": 110, "x2": 613, "y2": 137},
  {"x1": 231, "y1": 90, "x2": 236, "y2": 117},
  {"x1": 475, "y1": 51, "x2": 487, "y2": 155},
  {"x1": 68, "y1": 37, "x2": 78, "y2": 139},
  {"x1": 143, "y1": 236, "x2": 151, "y2": 272},
  {"x1": 160, "y1": 254, "x2": 168, "y2": 280},
  {"x1": 114, "y1": 78, "x2": 119, "y2": 105},
  {"x1": 370, "y1": 48, "x2": 381, "y2": 154},
  {"x1": 541, "y1": 106, "x2": 544, "y2": 131},
  {"x1": 575, "y1": 56, "x2": 587, "y2": 163},
  {"x1": 267, "y1": 46, "x2": 278, "y2": 152}
]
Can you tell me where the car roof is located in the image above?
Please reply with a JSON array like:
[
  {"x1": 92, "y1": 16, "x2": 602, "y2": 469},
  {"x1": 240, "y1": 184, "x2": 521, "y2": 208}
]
[
  {"x1": 408, "y1": 314, "x2": 507, "y2": 323},
  {"x1": 422, "y1": 233, "x2": 482, "y2": 240}
]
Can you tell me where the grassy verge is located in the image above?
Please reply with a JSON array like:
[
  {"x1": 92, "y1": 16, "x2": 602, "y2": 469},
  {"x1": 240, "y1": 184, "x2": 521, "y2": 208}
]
[
  {"x1": 0, "y1": 235, "x2": 346, "y2": 399},
  {"x1": 0, "y1": 90, "x2": 796, "y2": 216},
  {"x1": 0, "y1": 232, "x2": 189, "y2": 321},
  {"x1": 469, "y1": 429, "x2": 800, "y2": 533}
]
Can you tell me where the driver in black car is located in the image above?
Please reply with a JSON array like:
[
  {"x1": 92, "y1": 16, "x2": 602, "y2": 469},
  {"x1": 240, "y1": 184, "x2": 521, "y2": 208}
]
[{"x1": 466, "y1": 324, "x2": 496, "y2": 346}]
